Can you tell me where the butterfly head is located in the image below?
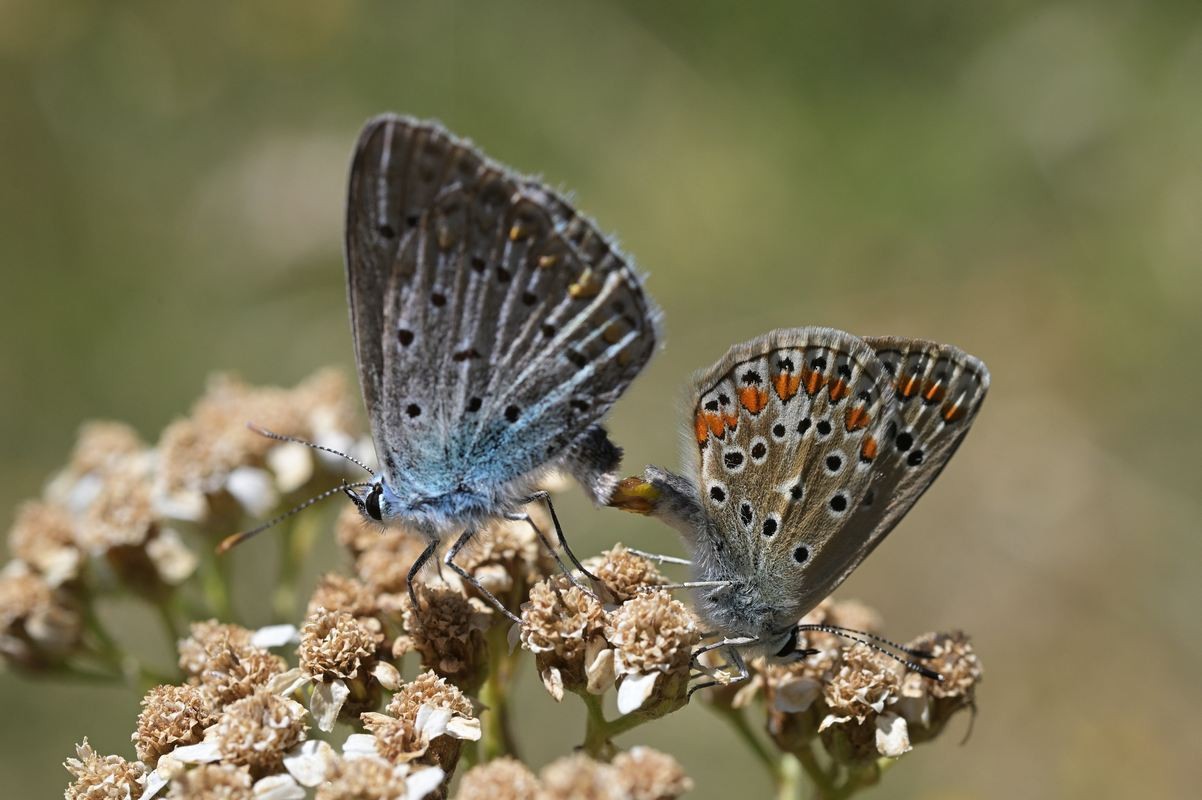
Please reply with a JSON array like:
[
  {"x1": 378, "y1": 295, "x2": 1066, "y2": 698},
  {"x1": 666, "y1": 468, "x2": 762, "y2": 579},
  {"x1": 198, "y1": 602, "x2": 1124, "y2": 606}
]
[{"x1": 348, "y1": 474, "x2": 496, "y2": 531}]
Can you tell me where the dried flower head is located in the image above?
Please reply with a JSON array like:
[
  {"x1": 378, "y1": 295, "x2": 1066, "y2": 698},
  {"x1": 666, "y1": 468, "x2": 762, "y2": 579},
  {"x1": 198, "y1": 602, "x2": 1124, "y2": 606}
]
[
  {"x1": 536, "y1": 754, "x2": 624, "y2": 800},
  {"x1": 901, "y1": 630, "x2": 982, "y2": 738},
  {"x1": 820, "y1": 643, "x2": 901, "y2": 730},
  {"x1": 133, "y1": 683, "x2": 214, "y2": 765},
  {"x1": 454, "y1": 757, "x2": 542, "y2": 800},
  {"x1": 362, "y1": 670, "x2": 480, "y2": 773},
  {"x1": 449, "y1": 508, "x2": 556, "y2": 605},
  {"x1": 520, "y1": 574, "x2": 609, "y2": 701},
  {"x1": 63, "y1": 738, "x2": 146, "y2": 800},
  {"x1": 197, "y1": 635, "x2": 287, "y2": 709},
  {"x1": 315, "y1": 756, "x2": 444, "y2": 800},
  {"x1": 206, "y1": 689, "x2": 308, "y2": 776},
  {"x1": 612, "y1": 747, "x2": 693, "y2": 800},
  {"x1": 307, "y1": 572, "x2": 382, "y2": 627},
  {"x1": 396, "y1": 585, "x2": 491, "y2": 689},
  {"x1": 353, "y1": 528, "x2": 431, "y2": 598},
  {"x1": 6, "y1": 500, "x2": 81, "y2": 586},
  {"x1": 0, "y1": 562, "x2": 81, "y2": 668},
  {"x1": 164, "y1": 763, "x2": 253, "y2": 799},
  {"x1": 178, "y1": 620, "x2": 254, "y2": 676},
  {"x1": 588, "y1": 544, "x2": 668, "y2": 604},
  {"x1": 605, "y1": 590, "x2": 700, "y2": 715},
  {"x1": 299, "y1": 607, "x2": 382, "y2": 681}
]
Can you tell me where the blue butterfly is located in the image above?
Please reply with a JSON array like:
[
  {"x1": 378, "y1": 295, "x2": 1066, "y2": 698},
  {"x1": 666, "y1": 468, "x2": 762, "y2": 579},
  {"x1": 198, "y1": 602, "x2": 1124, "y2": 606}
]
[{"x1": 340, "y1": 115, "x2": 660, "y2": 618}]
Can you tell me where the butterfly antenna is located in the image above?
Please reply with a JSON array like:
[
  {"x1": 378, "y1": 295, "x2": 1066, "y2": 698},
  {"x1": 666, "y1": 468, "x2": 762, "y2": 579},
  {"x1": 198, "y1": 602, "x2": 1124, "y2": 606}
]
[
  {"x1": 798, "y1": 624, "x2": 943, "y2": 681},
  {"x1": 246, "y1": 423, "x2": 374, "y2": 475},
  {"x1": 216, "y1": 480, "x2": 374, "y2": 554},
  {"x1": 804, "y1": 623, "x2": 935, "y2": 660}
]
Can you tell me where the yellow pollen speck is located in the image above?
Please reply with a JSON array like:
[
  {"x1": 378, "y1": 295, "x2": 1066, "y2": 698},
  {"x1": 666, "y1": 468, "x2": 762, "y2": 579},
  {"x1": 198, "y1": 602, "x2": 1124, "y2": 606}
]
[{"x1": 569, "y1": 268, "x2": 601, "y2": 299}]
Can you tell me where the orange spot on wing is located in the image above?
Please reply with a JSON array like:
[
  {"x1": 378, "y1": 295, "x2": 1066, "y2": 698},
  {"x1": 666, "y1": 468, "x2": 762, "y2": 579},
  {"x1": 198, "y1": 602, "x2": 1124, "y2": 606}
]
[
  {"x1": 724, "y1": 413, "x2": 740, "y2": 433},
  {"x1": 845, "y1": 405, "x2": 871, "y2": 432},
  {"x1": 739, "y1": 386, "x2": 768, "y2": 414},
  {"x1": 694, "y1": 412, "x2": 709, "y2": 444},
  {"x1": 898, "y1": 374, "x2": 919, "y2": 399},
  {"x1": 705, "y1": 413, "x2": 726, "y2": 439},
  {"x1": 860, "y1": 436, "x2": 878, "y2": 462},
  {"x1": 829, "y1": 379, "x2": 850, "y2": 402},
  {"x1": 774, "y1": 372, "x2": 801, "y2": 402},
  {"x1": 922, "y1": 380, "x2": 946, "y2": 403},
  {"x1": 942, "y1": 401, "x2": 965, "y2": 422},
  {"x1": 803, "y1": 369, "x2": 826, "y2": 396}
]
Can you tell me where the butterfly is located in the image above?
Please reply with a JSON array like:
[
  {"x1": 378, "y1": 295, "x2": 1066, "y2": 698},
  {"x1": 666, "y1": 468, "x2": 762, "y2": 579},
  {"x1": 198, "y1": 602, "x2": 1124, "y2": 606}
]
[
  {"x1": 335, "y1": 115, "x2": 660, "y2": 619},
  {"x1": 612, "y1": 327, "x2": 987, "y2": 680}
]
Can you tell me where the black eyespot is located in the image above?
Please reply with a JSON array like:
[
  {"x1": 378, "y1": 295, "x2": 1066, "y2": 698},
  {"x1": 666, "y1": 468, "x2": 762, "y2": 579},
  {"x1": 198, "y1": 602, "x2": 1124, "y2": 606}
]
[
  {"x1": 378, "y1": 224, "x2": 397, "y2": 239},
  {"x1": 704, "y1": 400, "x2": 719, "y2": 412},
  {"x1": 793, "y1": 545, "x2": 809, "y2": 564},
  {"x1": 816, "y1": 420, "x2": 832, "y2": 436},
  {"x1": 541, "y1": 323, "x2": 556, "y2": 337},
  {"x1": 709, "y1": 486, "x2": 726, "y2": 503},
  {"x1": 495, "y1": 266, "x2": 512, "y2": 283},
  {"x1": 466, "y1": 397, "x2": 482, "y2": 413},
  {"x1": 452, "y1": 348, "x2": 481, "y2": 362},
  {"x1": 566, "y1": 350, "x2": 588, "y2": 368},
  {"x1": 724, "y1": 451, "x2": 744, "y2": 469},
  {"x1": 837, "y1": 363, "x2": 852, "y2": 379},
  {"x1": 830, "y1": 494, "x2": 848, "y2": 512},
  {"x1": 430, "y1": 292, "x2": 447, "y2": 307},
  {"x1": 470, "y1": 255, "x2": 487, "y2": 273},
  {"x1": 504, "y1": 405, "x2": 521, "y2": 423},
  {"x1": 798, "y1": 418, "x2": 812, "y2": 435},
  {"x1": 398, "y1": 329, "x2": 414, "y2": 346},
  {"x1": 825, "y1": 454, "x2": 842, "y2": 472},
  {"x1": 741, "y1": 370, "x2": 762, "y2": 384},
  {"x1": 790, "y1": 484, "x2": 804, "y2": 500},
  {"x1": 718, "y1": 393, "x2": 730, "y2": 406},
  {"x1": 521, "y1": 291, "x2": 537, "y2": 305},
  {"x1": 907, "y1": 450, "x2": 925, "y2": 466},
  {"x1": 406, "y1": 404, "x2": 421, "y2": 418},
  {"x1": 858, "y1": 389, "x2": 872, "y2": 402},
  {"x1": 772, "y1": 423, "x2": 786, "y2": 438},
  {"x1": 762, "y1": 518, "x2": 778, "y2": 537},
  {"x1": 739, "y1": 503, "x2": 753, "y2": 526},
  {"x1": 365, "y1": 485, "x2": 383, "y2": 521},
  {"x1": 405, "y1": 213, "x2": 420, "y2": 226},
  {"x1": 777, "y1": 358, "x2": 794, "y2": 371},
  {"x1": 895, "y1": 431, "x2": 914, "y2": 452},
  {"x1": 751, "y1": 442, "x2": 767, "y2": 460},
  {"x1": 810, "y1": 356, "x2": 827, "y2": 371},
  {"x1": 570, "y1": 398, "x2": 589, "y2": 412}
]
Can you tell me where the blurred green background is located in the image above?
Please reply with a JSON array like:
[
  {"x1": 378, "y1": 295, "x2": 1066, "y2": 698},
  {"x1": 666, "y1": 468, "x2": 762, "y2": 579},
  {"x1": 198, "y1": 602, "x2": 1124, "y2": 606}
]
[{"x1": 3, "y1": 1, "x2": 1201, "y2": 797}]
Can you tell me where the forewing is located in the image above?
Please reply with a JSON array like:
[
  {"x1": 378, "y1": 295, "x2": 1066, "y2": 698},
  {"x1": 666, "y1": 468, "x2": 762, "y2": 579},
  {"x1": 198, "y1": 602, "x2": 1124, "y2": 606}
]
[
  {"x1": 688, "y1": 328, "x2": 897, "y2": 616},
  {"x1": 345, "y1": 115, "x2": 659, "y2": 493}
]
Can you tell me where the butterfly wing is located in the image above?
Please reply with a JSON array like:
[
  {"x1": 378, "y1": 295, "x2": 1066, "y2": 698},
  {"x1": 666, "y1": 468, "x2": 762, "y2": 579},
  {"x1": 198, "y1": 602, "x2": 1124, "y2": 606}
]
[
  {"x1": 687, "y1": 328, "x2": 898, "y2": 622},
  {"x1": 345, "y1": 115, "x2": 659, "y2": 509}
]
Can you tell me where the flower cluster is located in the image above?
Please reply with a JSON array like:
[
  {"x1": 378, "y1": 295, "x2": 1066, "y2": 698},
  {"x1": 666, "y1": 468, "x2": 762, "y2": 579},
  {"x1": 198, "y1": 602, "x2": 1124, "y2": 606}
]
[{"x1": 453, "y1": 747, "x2": 692, "y2": 800}]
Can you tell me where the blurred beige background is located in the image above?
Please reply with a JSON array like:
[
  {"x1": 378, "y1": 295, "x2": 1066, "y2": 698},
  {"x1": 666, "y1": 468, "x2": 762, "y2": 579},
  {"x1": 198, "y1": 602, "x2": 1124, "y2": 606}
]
[{"x1": 3, "y1": 1, "x2": 1201, "y2": 797}]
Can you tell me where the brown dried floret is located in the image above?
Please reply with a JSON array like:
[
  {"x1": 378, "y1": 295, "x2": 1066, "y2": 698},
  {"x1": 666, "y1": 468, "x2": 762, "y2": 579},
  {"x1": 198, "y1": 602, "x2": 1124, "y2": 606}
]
[
  {"x1": 536, "y1": 754, "x2": 624, "y2": 800},
  {"x1": 64, "y1": 421, "x2": 146, "y2": 478},
  {"x1": 73, "y1": 455, "x2": 156, "y2": 553},
  {"x1": 198, "y1": 638, "x2": 287, "y2": 710},
  {"x1": 903, "y1": 630, "x2": 982, "y2": 736},
  {"x1": 588, "y1": 544, "x2": 668, "y2": 604},
  {"x1": 207, "y1": 689, "x2": 307, "y2": 776},
  {"x1": 299, "y1": 607, "x2": 382, "y2": 681},
  {"x1": 133, "y1": 684, "x2": 214, "y2": 765},
  {"x1": 821, "y1": 644, "x2": 900, "y2": 728},
  {"x1": 353, "y1": 529, "x2": 431, "y2": 597},
  {"x1": 605, "y1": 590, "x2": 700, "y2": 715},
  {"x1": 396, "y1": 585, "x2": 490, "y2": 690},
  {"x1": 612, "y1": 746, "x2": 693, "y2": 800},
  {"x1": 6, "y1": 500, "x2": 80, "y2": 585},
  {"x1": 315, "y1": 757, "x2": 413, "y2": 800},
  {"x1": 165, "y1": 763, "x2": 254, "y2": 799},
  {"x1": 363, "y1": 670, "x2": 478, "y2": 773},
  {"x1": 0, "y1": 565, "x2": 81, "y2": 668},
  {"x1": 451, "y1": 508, "x2": 557, "y2": 604},
  {"x1": 454, "y1": 756, "x2": 542, "y2": 800},
  {"x1": 63, "y1": 738, "x2": 146, "y2": 800},
  {"x1": 178, "y1": 620, "x2": 254, "y2": 676},
  {"x1": 307, "y1": 572, "x2": 381, "y2": 626},
  {"x1": 519, "y1": 575, "x2": 608, "y2": 699}
]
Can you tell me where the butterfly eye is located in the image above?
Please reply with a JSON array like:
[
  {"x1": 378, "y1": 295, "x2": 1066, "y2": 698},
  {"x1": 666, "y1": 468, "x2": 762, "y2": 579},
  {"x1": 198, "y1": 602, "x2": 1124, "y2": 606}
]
[{"x1": 365, "y1": 485, "x2": 383, "y2": 521}]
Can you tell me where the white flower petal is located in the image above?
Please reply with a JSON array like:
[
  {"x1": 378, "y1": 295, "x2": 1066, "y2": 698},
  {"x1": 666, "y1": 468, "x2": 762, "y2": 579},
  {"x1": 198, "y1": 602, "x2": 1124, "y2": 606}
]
[
  {"x1": 585, "y1": 642, "x2": 615, "y2": 695},
  {"x1": 252, "y1": 773, "x2": 306, "y2": 799},
  {"x1": 145, "y1": 527, "x2": 198, "y2": 585},
  {"x1": 252, "y1": 624, "x2": 301, "y2": 649},
  {"x1": 138, "y1": 770, "x2": 169, "y2": 800},
  {"x1": 446, "y1": 715, "x2": 482, "y2": 742},
  {"x1": 506, "y1": 621, "x2": 522, "y2": 653},
  {"x1": 267, "y1": 443, "x2": 314, "y2": 493},
  {"x1": 539, "y1": 665, "x2": 565, "y2": 702},
  {"x1": 818, "y1": 713, "x2": 852, "y2": 733},
  {"x1": 225, "y1": 467, "x2": 278, "y2": 517},
  {"x1": 310, "y1": 679, "x2": 350, "y2": 732},
  {"x1": 371, "y1": 660, "x2": 401, "y2": 691},
  {"x1": 266, "y1": 667, "x2": 310, "y2": 697},
  {"x1": 152, "y1": 487, "x2": 209, "y2": 523},
  {"x1": 414, "y1": 705, "x2": 451, "y2": 740},
  {"x1": 616, "y1": 671, "x2": 659, "y2": 715},
  {"x1": 169, "y1": 741, "x2": 223, "y2": 763},
  {"x1": 342, "y1": 733, "x2": 380, "y2": 760},
  {"x1": 875, "y1": 712, "x2": 912, "y2": 757},
  {"x1": 283, "y1": 739, "x2": 336, "y2": 787},
  {"x1": 405, "y1": 765, "x2": 447, "y2": 799}
]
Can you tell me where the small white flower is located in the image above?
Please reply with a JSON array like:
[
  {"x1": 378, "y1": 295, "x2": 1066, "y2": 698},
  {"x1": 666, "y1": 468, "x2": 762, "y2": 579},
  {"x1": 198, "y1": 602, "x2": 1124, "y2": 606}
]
[
  {"x1": 252, "y1": 624, "x2": 301, "y2": 649},
  {"x1": 252, "y1": 773, "x2": 306, "y2": 799},
  {"x1": 874, "y1": 712, "x2": 912, "y2": 757},
  {"x1": 225, "y1": 467, "x2": 278, "y2": 517},
  {"x1": 616, "y1": 671, "x2": 659, "y2": 715},
  {"x1": 282, "y1": 740, "x2": 337, "y2": 787}
]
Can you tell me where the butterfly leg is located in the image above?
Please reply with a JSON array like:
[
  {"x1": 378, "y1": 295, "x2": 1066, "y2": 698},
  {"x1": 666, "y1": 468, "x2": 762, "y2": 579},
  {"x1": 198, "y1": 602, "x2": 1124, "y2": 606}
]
[
  {"x1": 504, "y1": 510, "x2": 600, "y2": 602},
  {"x1": 406, "y1": 538, "x2": 440, "y2": 613},
  {"x1": 524, "y1": 490, "x2": 600, "y2": 582},
  {"x1": 444, "y1": 527, "x2": 521, "y2": 624},
  {"x1": 623, "y1": 547, "x2": 692, "y2": 566},
  {"x1": 641, "y1": 579, "x2": 730, "y2": 594},
  {"x1": 688, "y1": 643, "x2": 750, "y2": 698}
]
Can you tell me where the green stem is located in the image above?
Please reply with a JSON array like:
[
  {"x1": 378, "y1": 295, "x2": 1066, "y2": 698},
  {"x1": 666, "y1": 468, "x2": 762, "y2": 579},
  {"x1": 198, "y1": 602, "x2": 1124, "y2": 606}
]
[
  {"x1": 778, "y1": 753, "x2": 802, "y2": 800},
  {"x1": 795, "y1": 742, "x2": 838, "y2": 800},
  {"x1": 200, "y1": 545, "x2": 235, "y2": 622},
  {"x1": 480, "y1": 624, "x2": 520, "y2": 760},
  {"x1": 709, "y1": 704, "x2": 778, "y2": 777},
  {"x1": 154, "y1": 593, "x2": 185, "y2": 654},
  {"x1": 272, "y1": 509, "x2": 320, "y2": 623},
  {"x1": 580, "y1": 693, "x2": 657, "y2": 759}
]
